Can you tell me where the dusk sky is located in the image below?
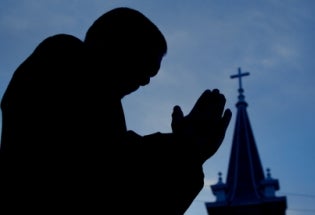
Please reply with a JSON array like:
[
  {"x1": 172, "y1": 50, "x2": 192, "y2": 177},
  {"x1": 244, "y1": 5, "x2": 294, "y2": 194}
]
[{"x1": 1, "y1": 1, "x2": 315, "y2": 214}]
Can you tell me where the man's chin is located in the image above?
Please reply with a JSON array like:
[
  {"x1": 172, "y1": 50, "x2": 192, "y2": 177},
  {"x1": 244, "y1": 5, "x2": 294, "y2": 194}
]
[{"x1": 121, "y1": 86, "x2": 140, "y2": 98}]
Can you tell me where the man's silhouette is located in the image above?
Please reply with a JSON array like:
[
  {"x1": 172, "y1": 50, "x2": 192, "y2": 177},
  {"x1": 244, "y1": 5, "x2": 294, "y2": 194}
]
[{"x1": 0, "y1": 7, "x2": 231, "y2": 214}]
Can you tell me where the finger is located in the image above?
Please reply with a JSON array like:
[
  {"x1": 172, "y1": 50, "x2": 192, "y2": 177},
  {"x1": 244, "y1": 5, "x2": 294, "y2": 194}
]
[
  {"x1": 209, "y1": 89, "x2": 226, "y2": 117},
  {"x1": 189, "y1": 89, "x2": 212, "y2": 116},
  {"x1": 221, "y1": 108, "x2": 232, "y2": 132},
  {"x1": 212, "y1": 88, "x2": 220, "y2": 94}
]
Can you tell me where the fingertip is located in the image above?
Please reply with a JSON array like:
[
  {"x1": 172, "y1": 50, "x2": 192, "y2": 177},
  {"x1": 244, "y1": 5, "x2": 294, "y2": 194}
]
[
  {"x1": 224, "y1": 109, "x2": 232, "y2": 122},
  {"x1": 212, "y1": 88, "x2": 219, "y2": 93},
  {"x1": 202, "y1": 89, "x2": 211, "y2": 96},
  {"x1": 173, "y1": 105, "x2": 181, "y2": 111}
]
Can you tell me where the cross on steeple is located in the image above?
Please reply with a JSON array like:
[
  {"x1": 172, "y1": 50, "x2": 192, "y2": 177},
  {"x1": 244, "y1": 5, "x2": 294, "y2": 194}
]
[{"x1": 230, "y1": 67, "x2": 250, "y2": 101}]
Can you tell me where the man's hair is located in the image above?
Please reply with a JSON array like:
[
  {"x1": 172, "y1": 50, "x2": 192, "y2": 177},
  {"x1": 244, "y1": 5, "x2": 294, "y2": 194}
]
[{"x1": 84, "y1": 7, "x2": 167, "y2": 56}]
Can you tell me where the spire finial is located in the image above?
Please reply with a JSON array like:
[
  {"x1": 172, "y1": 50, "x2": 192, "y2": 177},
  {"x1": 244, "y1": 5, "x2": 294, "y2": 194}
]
[
  {"x1": 230, "y1": 67, "x2": 250, "y2": 102},
  {"x1": 266, "y1": 168, "x2": 271, "y2": 179},
  {"x1": 218, "y1": 172, "x2": 223, "y2": 183}
]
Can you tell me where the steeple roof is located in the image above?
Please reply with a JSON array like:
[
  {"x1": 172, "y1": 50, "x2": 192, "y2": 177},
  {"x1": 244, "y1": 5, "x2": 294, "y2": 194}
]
[{"x1": 225, "y1": 82, "x2": 265, "y2": 203}]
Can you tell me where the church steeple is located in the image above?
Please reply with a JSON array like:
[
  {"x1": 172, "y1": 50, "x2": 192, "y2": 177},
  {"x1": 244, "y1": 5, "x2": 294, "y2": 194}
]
[
  {"x1": 225, "y1": 67, "x2": 265, "y2": 203},
  {"x1": 205, "y1": 68, "x2": 287, "y2": 215}
]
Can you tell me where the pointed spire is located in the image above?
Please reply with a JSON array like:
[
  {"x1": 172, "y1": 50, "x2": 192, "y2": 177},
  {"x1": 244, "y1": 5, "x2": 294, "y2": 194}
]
[
  {"x1": 261, "y1": 168, "x2": 280, "y2": 198},
  {"x1": 210, "y1": 172, "x2": 227, "y2": 202}
]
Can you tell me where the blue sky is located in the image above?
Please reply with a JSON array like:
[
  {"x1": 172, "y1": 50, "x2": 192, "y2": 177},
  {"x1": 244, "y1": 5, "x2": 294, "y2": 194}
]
[{"x1": 1, "y1": 1, "x2": 315, "y2": 214}]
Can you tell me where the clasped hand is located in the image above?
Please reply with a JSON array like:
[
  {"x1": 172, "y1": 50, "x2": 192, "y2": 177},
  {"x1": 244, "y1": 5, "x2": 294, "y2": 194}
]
[{"x1": 171, "y1": 89, "x2": 232, "y2": 163}]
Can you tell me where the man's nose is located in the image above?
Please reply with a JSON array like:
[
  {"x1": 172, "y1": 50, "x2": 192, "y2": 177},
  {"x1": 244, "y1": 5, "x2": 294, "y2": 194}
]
[{"x1": 140, "y1": 77, "x2": 150, "y2": 86}]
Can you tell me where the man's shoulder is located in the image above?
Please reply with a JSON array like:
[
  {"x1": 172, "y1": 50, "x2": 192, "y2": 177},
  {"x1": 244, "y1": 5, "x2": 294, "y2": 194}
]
[
  {"x1": 28, "y1": 34, "x2": 87, "y2": 75},
  {"x1": 34, "y1": 34, "x2": 84, "y2": 55},
  {"x1": 41, "y1": 34, "x2": 83, "y2": 46}
]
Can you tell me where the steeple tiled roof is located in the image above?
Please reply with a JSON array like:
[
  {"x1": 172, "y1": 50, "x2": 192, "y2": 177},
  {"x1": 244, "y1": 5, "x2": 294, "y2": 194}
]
[{"x1": 225, "y1": 89, "x2": 265, "y2": 203}]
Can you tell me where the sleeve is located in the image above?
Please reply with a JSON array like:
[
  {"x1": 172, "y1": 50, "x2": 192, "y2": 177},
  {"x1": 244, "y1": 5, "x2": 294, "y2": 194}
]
[{"x1": 132, "y1": 132, "x2": 205, "y2": 215}]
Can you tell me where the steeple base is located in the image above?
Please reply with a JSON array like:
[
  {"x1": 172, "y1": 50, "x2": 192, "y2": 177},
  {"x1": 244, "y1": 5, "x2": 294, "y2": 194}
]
[{"x1": 205, "y1": 196, "x2": 287, "y2": 215}]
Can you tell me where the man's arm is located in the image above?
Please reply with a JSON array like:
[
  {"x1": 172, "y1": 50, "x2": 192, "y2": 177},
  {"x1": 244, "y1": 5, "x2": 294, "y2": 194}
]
[{"x1": 123, "y1": 89, "x2": 231, "y2": 214}]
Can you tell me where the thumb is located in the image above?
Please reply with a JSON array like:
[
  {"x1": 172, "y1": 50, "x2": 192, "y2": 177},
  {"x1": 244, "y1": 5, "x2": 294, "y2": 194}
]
[{"x1": 171, "y1": 105, "x2": 184, "y2": 132}]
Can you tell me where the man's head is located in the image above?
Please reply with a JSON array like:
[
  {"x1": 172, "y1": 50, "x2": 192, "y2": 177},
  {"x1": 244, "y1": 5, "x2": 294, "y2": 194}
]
[{"x1": 84, "y1": 7, "x2": 167, "y2": 98}]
